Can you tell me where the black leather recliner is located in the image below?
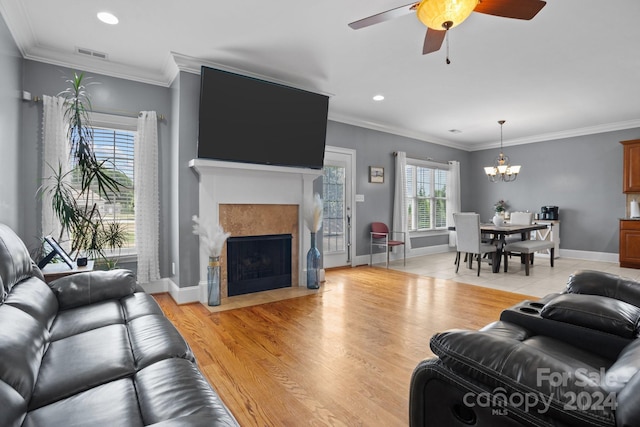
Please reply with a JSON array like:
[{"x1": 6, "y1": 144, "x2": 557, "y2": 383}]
[
  {"x1": 0, "y1": 223, "x2": 239, "y2": 426},
  {"x1": 410, "y1": 270, "x2": 640, "y2": 426}
]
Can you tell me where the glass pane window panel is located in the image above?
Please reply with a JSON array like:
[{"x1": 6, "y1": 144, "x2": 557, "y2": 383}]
[
  {"x1": 405, "y1": 162, "x2": 448, "y2": 231},
  {"x1": 69, "y1": 127, "x2": 136, "y2": 250},
  {"x1": 322, "y1": 165, "x2": 346, "y2": 253}
]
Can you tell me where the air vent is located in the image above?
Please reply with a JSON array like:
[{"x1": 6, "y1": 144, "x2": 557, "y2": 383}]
[{"x1": 76, "y1": 47, "x2": 108, "y2": 60}]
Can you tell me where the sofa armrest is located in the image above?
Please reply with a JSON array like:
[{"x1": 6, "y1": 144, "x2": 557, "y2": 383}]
[{"x1": 49, "y1": 269, "x2": 137, "y2": 309}]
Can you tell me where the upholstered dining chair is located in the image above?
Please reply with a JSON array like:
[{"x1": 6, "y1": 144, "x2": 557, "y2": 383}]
[
  {"x1": 370, "y1": 222, "x2": 406, "y2": 268},
  {"x1": 505, "y1": 211, "x2": 534, "y2": 243},
  {"x1": 504, "y1": 211, "x2": 534, "y2": 264},
  {"x1": 453, "y1": 213, "x2": 498, "y2": 276}
]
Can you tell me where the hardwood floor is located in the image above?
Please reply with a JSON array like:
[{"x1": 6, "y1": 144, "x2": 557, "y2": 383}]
[{"x1": 153, "y1": 266, "x2": 534, "y2": 426}]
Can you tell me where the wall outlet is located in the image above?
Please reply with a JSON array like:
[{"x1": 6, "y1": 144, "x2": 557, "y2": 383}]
[{"x1": 355, "y1": 194, "x2": 365, "y2": 202}]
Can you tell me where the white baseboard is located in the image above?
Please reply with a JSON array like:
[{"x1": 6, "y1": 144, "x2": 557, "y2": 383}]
[
  {"x1": 139, "y1": 277, "x2": 201, "y2": 304},
  {"x1": 138, "y1": 278, "x2": 170, "y2": 294},
  {"x1": 356, "y1": 246, "x2": 619, "y2": 266},
  {"x1": 355, "y1": 244, "x2": 451, "y2": 266},
  {"x1": 559, "y1": 249, "x2": 619, "y2": 263}
]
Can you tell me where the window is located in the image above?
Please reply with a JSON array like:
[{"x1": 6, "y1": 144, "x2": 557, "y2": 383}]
[
  {"x1": 405, "y1": 160, "x2": 448, "y2": 232},
  {"x1": 69, "y1": 114, "x2": 137, "y2": 255},
  {"x1": 322, "y1": 165, "x2": 346, "y2": 253}
]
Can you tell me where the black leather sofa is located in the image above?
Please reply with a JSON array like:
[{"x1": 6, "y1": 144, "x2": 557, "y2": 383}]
[
  {"x1": 410, "y1": 270, "x2": 640, "y2": 426},
  {"x1": 0, "y1": 223, "x2": 239, "y2": 426}
]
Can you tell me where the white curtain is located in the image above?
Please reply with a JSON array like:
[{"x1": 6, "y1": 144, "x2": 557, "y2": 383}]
[
  {"x1": 392, "y1": 151, "x2": 412, "y2": 251},
  {"x1": 446, "y1": 160, "x2": 461, "y2": 247},
  {"x1": 135, "y1": 111, "x2": 161, "y2": 283},
  {"x1": 41, "y1": 95, "x2": 69, "y2": 244}
]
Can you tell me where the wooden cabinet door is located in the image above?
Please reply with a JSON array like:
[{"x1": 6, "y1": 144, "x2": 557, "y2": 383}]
[
  {"x1": 622, "y1": 139, "x2": 640, "y2": 193},
  {"x1": 620, "y1": 220, "x2": 640, "y2": 268}
]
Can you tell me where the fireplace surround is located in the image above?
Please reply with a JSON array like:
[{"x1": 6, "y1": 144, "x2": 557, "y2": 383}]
[{"x1": 190, "y1": 158, "x2": 322, "y2": 304}]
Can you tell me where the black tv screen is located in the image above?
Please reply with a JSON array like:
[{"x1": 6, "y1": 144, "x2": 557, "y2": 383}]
[{"x1": 198, "y1": 66, "x2": 329, "y2": 169}]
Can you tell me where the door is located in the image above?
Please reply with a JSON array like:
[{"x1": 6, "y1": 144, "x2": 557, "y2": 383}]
[{"x1": 323, "y1": 147, "x2": 355, "y2": 268}]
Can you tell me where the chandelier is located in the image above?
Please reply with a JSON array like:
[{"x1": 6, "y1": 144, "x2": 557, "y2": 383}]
[{"x1": 484, "y1": 120, "x2": 521, "y2": 182}]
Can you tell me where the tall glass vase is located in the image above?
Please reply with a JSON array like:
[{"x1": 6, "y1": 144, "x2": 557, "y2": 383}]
[
  {"x1": 306, "y1": 233, "x2": 321, "y2": 289},
  {"x1": 207, "y1": 256, "x2": 221, "y2": 306}
]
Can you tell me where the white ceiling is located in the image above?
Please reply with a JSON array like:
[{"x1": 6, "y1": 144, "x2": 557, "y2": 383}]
[{"x1": 2, "y1": 0, "x2": 640, "y2": 150}]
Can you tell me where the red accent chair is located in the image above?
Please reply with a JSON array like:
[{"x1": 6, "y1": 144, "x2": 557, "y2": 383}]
[{"x1": 370, "y1": 222, "x2": 406, "y2": 268}]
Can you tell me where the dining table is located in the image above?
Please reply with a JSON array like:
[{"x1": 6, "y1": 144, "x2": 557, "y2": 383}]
[
  {"x1": 482, "y1": 223, "x2": 550, "y2": 273},
  {"x1": 450, "y1": 222, "x2": 550, "y2": 273}
]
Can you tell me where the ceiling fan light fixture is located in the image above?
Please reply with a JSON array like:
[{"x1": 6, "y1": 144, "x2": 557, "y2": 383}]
[{"x1": 416, "y1": 0, "x2": 479, "y2": 30}]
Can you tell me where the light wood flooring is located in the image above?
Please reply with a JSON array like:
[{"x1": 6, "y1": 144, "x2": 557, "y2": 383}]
[
  {"x1": 385, "y1": 251, "x2": 640, "y2": 298},
  {"x1": 153, "y1": 266, "x2": 533, "y2": 426}
]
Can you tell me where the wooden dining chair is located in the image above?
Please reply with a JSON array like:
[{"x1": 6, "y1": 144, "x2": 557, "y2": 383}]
[
  {"x1": 453, "y1": 213, "x2": 498, "y2": 276},
  {"x1": 370, "y1": 222, "x2": 406, "y2": 268}
]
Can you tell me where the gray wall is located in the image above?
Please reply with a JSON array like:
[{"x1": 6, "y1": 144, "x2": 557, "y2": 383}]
[
  {"x1": 0, "y1": 13, "x2": 23, "y2": 235},
  {"x1": 172, "y1": 71, "x2": 201, "y2": 289},
  {"x1": 325, "y1": 121, "x2": 471, "y2": 257},
  {"x1": 19, "y1": 61, "x2": 173, "y2": 276},
  {"x1": 6, "y1": 18, "x2": 639, "y2": 285},
  {"x1": 468, "y1": 130, "x2": 639, "y2": 253}
]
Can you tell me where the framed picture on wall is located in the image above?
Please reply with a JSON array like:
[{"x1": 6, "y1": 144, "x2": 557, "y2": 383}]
[{"x1": 369, "y1": 166, "x2": 384, "y2": 183}]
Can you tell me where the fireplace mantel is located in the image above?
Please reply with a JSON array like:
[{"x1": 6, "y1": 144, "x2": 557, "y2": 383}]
[{"x1": 190, "y1": 158, "x2": 322, "y2": 304}]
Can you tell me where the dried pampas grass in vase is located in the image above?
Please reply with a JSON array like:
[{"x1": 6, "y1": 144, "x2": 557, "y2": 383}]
[
  {"x1": 192, "y1": 215, "x2": 230, "y2": 306},
  {"x1": 305, "y1": 193, "x2": 323, "y2": 289}
]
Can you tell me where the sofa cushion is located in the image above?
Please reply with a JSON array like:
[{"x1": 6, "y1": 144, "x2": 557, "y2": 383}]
[
  {"x1": 540, "y1": 293, "x2": 640, "y2": 338},
  {"x1": 129, "y1": 314, "x2": 195, "y2": 370},
  {"x1": 0, "y1": 304, "x2": 49, "y2": 401},
  {"x1": 0, "y1": 380, "x2": 27, "y2": 427},
  {"x1": 4, "y1": 277, "x2": 58, "y2": 331},
  {"x1": 29, "y1": 324, "x2": 135, "y2": 410},
  {"x1": 0, "y1": 224, "x2": 39, "y2": 293},
  {"x1": 566, "y1": 270, "x2": 640, "y2": 307},
  {"x1": 49, "y1": 299, "x2": 125, "y2": 341},
  {"x1": 135, "y1": 358, "x2": 238, "y2": 426},
  {"x1": 122, "y1": 292, "x2": 166, "y2": 321},
  {"x1": 23, "y1": 379, "x2": 144, "y2": 427},
  {"x1": 49, "y1": 269, "x2": 137, "y2": 310}
]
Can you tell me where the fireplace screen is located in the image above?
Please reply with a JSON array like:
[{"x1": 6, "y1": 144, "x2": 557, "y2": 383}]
[{"x1": 227, "y1": 234, "x2": 293, "y2": 296}]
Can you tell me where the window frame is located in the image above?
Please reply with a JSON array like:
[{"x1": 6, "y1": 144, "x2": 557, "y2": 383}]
[
  {"x1": 405, "y1": 158, "x2": 449, "y2": 233},
  {"x1": 83, "y1": 113, "x2": 138, "y2": 260}
]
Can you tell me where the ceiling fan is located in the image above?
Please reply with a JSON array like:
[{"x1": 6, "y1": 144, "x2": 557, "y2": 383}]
[{"x1": 348, "y1": 0, "x2": 546, "y2": 56}]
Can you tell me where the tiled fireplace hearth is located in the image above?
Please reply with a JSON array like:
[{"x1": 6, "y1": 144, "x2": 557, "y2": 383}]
[{"x1": 190, "y1": 159, "x2": 322, "y2": 304}]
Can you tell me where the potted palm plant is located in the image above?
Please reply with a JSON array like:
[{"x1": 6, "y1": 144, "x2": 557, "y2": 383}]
[{"x1": 39, "y1": 72, "x2": 129, "y2": 268}]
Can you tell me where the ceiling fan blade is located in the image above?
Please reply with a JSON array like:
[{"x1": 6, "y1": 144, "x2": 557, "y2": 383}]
[
  {"x1": 348, "y1": 2, "x2": 419, "y2": 30},
  {"x1": 423, "y1": 28, "x2": 446, "y2": 54},
  {"x1": 473, "y1": 0, "x2": 546, "y2": 20}
]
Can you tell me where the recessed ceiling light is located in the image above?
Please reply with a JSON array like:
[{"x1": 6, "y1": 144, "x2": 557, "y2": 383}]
[
  {"x1": 97, "y1": 12, "x2": 119, "y2": 25},
  {"x1": 373, "y1": 95, "x2": 385, "y2": 101}
]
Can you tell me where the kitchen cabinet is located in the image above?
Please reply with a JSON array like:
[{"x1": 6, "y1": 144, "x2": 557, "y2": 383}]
[
  {"x1": 620, "y1": 220, "x2": 640, "y2": 268},
  {"x1": 621, "y1": 139, "x2": 640, "y2": 193}
]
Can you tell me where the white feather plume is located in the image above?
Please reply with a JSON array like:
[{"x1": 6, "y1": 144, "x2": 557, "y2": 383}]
[
  {"x1": 192, "y1": 215, "x2": 230, "y2": 257},
  {"x1": 305, "y1": 193, "x2": 323, "y2": 232}
]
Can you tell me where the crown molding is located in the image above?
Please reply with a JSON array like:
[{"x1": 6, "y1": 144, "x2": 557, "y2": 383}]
[
  {"x1": 470, "y1": 118, "x2": 640, "y2": 151},
  {"x1": 0, "y1": 0, "x2": 35, "y2": 58},
  {"x1": 169, "y1": 52, "x2": 333, "y2": 97},
  {"x1": 327, "y1": 113, "x2": 469, "y2": 151},
  {"x1": 23, "y1": 46, "x2": 170, "y2": 87}
]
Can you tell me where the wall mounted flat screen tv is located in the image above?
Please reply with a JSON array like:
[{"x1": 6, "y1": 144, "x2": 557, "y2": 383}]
[{"x1": 198, "y1": 66, "x2": 329, "y2": 169}]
